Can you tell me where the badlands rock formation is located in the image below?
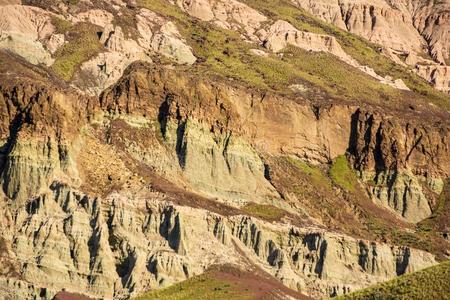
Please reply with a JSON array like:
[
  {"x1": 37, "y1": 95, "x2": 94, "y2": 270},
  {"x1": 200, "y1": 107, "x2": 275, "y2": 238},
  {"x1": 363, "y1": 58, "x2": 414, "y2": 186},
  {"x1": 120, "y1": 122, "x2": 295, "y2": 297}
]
[
  {"x1": 291, "y1": 0, "x2": 450, "y2": 93},
  {"x1": 261, "y1": 20, "x2": 410, "y2": 90},
  {"x1": 0, "y1": 56, "x2": 447, "y2": 298},
  {"x1": 0, "y1": 5, "x2": 54, "y2": 65},
  {"x1": 175, "y1": 0, "x2": 267, "y2": 40},
  {"x1": 0, "y1": 0, "x2": 449, "y2": 299}
]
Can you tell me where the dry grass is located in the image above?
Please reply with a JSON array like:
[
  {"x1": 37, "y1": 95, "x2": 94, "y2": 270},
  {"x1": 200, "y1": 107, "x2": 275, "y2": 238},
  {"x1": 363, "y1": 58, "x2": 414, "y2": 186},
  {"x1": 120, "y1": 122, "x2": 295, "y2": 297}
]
[{"x1": 337, "y1": 260, "x2": 450, "y2": 300}]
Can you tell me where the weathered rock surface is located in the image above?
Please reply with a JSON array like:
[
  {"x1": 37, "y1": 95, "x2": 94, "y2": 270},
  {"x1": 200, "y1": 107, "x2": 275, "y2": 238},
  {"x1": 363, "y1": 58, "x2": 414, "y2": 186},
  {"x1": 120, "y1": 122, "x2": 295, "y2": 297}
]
[
  {"x1": 416, "y1": 65, "x2": 450, "y2": 93},
  {"x1": 260, "y1": 20, "x2": 409, "y2": 90},
  {"x1": 411, "y1": 0, "x2": 450, "y2": 65},
  {"x1": 0, "y1": 5, "x2": 54, "y2": 65},
  {"x1": 348, "y1": 109, "x2": 449, "y2": 222},
  {"x1": 101, "y1": 64, "x2": 449, "y2": 223},
  {"x1": 175, "y1": 0, "x2": 267, "y2": 40},
  {"x1": 74, "y1": 8, "x2": 195, "y2": 95},
  {"x1": 292, "y1": 0, "x2": 426, "y2": 54},
  {"x1": 291, "y1": 0, "x2": 450, "y2": 92},
  {"x1": 0, "y1": 180, "x2": 438, "y2": 299},
  {"x1": 0, "y1": 1, "x2": 449, "y2": 299}
]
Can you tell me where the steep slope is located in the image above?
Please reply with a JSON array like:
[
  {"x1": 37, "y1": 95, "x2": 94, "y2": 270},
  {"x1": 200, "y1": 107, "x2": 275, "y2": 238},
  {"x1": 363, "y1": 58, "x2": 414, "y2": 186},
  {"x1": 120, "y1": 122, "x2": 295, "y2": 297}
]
[
  {"x1": 0, "y1": 51, "x2": 447, "y2": 299},
  {"x1": 290, "y1": 0, "x2": 450, "y2": 93},
  {"x1": 0, "y1": 0, "x2": 449, "y2": 299},
  {"x1": 337, "y1": 259, "x2": 450, "y2": 300}
]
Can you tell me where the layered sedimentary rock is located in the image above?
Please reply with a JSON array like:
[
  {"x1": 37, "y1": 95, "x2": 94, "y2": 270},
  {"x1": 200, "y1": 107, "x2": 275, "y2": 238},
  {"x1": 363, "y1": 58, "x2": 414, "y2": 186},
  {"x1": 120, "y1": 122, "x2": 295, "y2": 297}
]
[
  {"x1": 75, "y1": 7, "x2": 196, "y2": 95},
  {"x1": 416, "y1": 65, "x2": 450, "y2": 93},
  {"x1": 0, "y1": 56, "x2": 447, "y2": 299},
  {"x1": 0, "y1": 181, "x2": 438, "y2": 299},
  {"x1": 292, "y1": 0, "x2": 426, "y2": 53},
  {"x1": 0, "y1": 1, "x2": 449, "y2": 299},
  {"x1": 411, "y1": 0, "x2": 450, "y2": 65},
  {"x1": 261, "y1": 20, "x2": 409, "y2": 90},
  {"x1": 0, "y1": 82, "x2": 81, "y2": 204},
  {"x1": 174, "y1": 0, "x2": 267, "y2": 40},
  {"x1": 348, "y1": 109, "x2": 449, "y2": 222},
  {"x1": 99, "y1": 64, "x2": 449, "y2": 223}
]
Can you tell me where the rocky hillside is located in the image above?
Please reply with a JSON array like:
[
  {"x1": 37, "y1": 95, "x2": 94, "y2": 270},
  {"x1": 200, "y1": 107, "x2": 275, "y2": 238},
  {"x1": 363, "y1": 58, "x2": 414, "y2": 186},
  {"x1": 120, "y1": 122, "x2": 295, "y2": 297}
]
[{"x1": 0, "y1": 0, "x2": 449, "y2": 299}]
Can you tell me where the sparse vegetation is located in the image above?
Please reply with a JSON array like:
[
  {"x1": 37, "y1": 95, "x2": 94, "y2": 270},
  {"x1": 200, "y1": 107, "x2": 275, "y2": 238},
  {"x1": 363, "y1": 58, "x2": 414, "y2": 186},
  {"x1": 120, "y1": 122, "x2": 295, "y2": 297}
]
[
  {"x1": 242, "y1": 202, "x2": 287, "y2": 221},
  {"x1": 329, "y1": 156, "x2": 358, "y2": 192},
  {"x1": 337, "y1": 260, "x2": 450, "y2": 300},
  {"x1": 242, "y1": 0, "x2": 450, "y2": 108},
  {"x1": 138, "y1": 0, "x2": 449, "y2": 110},
  {"x1": 51, "y1": 16, "x2": 72, "y2": 34},
  {"x1": 287, "y1": 157, "x2": 331, "y2": 189},
  {"x1": 51, "y1": 21, "x2": 102, "y2": 80},
  {"x1": 134, "y1": 272, "x2": 252, "y2": 300},
  {"x1": 273, "y1": 155, "x2": 448, "y2": 259}
]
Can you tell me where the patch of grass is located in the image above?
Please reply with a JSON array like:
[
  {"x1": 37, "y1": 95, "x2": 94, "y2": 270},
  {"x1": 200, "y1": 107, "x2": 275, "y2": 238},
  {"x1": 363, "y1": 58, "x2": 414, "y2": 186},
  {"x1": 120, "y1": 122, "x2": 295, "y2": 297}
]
[
  {"x1": 242, "y1": 202, "x2": 287, "y2": 221},
  {"x1": 330, "y1": 155, "x2": 358, "y2": 192},
  {"x1": 337, "y1": 260, "x2": 450, "y2": 300},
  {"x1": 51, "y1": 16, "x2": 72, "y2": 34},
  {"x1": 287, "y1": 157, "x2": 331, "y2": 189},
  {"x1": 270, "y1": 156, "x2": 449, "y2": 259},
  {"x1": 134, "y1": 273, "x2": 252, "y2": 300},
  {"x1": 51, "y1": 22, "x2": 102, "y2": 81}
]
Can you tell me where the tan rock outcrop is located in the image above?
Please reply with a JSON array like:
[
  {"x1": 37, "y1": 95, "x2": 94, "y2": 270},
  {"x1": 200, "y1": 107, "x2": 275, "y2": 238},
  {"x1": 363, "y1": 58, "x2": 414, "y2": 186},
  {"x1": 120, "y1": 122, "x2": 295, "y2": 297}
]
[
  {"x1": 0, "y1": 5, "x2": 54, "y2": 65},
  {"x1": 291, "y1": 0, "x2": 450, "y2": 92},
  {"x1": 348, "y1": 109, "x2": 449, "y2": 222},
  {"x1": 45, "y1": 33, "x2": 65, "y2": 54},
  {"x1": 411, "y1": 0, "x2": 450, "y2": 65},
  {"x1": 225, "y1": 216, "x2": 436, "y2": 298},
  {"x1": 0, "y1": 178, "x2": 438, "y2": 299},
  {"x1": 101, "y1": 65, "x2": 448, "y2": 222},
  {"x1": 292, "y1": 0, "x2": 426, "y2": 53},
  {"x1": 261, "y1": 20, "x2": 410, "y2": 90},
  {"x1": 0, "y1": 12, "x2": 449, "y2": 297},
  {"x1": 69, "y1": 9, "x2": 114, "y2": 28},
  {"x1": 416, "y1": 65, "x2": 450, "y2": 93},
  {"x1": 75, "y1": 8, "x2": 196, "y2": 95},
  {"x1": 175, "y1": 0, "x2": 267, "y2": 40},
  {"x1": 0, "y1": 84, "x2": 81, "y2": 204}
]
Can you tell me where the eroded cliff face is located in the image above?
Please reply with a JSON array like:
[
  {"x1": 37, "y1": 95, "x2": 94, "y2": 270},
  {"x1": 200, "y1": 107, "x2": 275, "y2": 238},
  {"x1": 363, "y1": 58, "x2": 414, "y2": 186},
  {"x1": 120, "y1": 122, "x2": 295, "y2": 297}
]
[
  {"x1": 0, "y1": 80, "x2": 84, "y2": 204},
  {"x1": 348, "y1": 109, "x2": 449, "y2": 222},
  {"x1": 0, "y1": 182, "x2": 438, "y2": 299},
  {"x1": 0, "y1": 52, "x2": 448, "y2": 300},
  {"x1": 100, "y1": 64, "x2": 449, "y2": 223}
]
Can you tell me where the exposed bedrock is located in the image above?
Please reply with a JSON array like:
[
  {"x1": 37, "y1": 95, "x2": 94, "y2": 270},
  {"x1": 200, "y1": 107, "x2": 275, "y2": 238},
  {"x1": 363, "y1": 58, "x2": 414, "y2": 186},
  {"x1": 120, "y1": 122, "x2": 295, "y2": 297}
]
[
  {"x1": 0, "y1": 183, "x2": 437, "y2": 299},
  {"x1": 223, "y1": 216, "x2": 436, "y2": 297},
  {"x1": 348, "y1": 109, "x2": 449, "y2": 222},
  {"x1": 101, "y1": 65, "x2": 449, "y2": 222},
  {"x1": 0, "y1": 83, "x2": 83, "y2": 204},
  {"x1": 0, "y1": 65, "x2": 447, "y2": 299}
]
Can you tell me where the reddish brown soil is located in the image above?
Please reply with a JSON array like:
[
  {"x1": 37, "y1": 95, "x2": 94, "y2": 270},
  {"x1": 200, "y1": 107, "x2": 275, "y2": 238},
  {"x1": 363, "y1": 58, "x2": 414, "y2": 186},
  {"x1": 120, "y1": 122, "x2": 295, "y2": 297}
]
[
  {"x1": 53, "y1": 291, "x2": 94, "y2": 300},
  {"x1": 208, "y1": 264, "x2": 313, "y2": 300}
]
